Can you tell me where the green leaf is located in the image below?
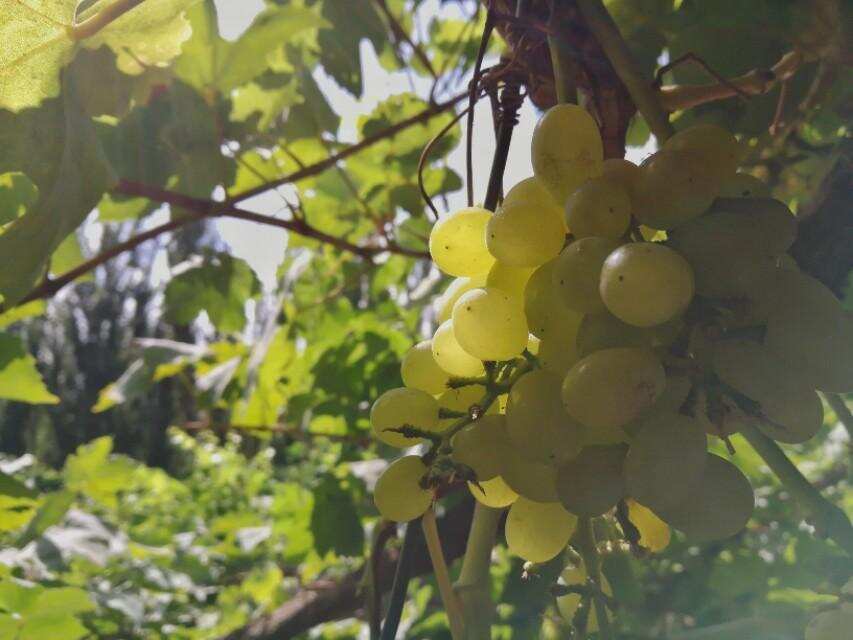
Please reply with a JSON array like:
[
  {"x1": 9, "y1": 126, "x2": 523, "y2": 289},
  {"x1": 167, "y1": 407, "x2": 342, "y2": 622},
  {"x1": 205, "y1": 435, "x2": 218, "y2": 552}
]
[
  {"x1": 310, "y1": 475, "x2": 364, "y2": 557},
  {"x1": 316, "y1": 0, "x2": 386, "y2": 95},
  {"x1": 19, "y1": 612, "x2": 89, "y2": 640},
  {"x1": 63, "y1": 436, "x2": 136, "y2": 508},
  {"x1": 0, "y1": 300, "x2": 45, "y2": 330},
  {"x1": 0, "y1": 172, "x2": 38, "y2": 226},
  {"x1": 0, "y1": 580, "x2": 42, "y2": 614},
  {"x1": 16, "y1": 490, "x2": 74, "y2": 546},
  {"x1": 165, "y1": 253, "x2": 260, "y2": 333},
  {"x1": 49, "y1": 232, "x2": 88, "y2": 278},
  {"x1": 91, "y1": 358, "x2": 149, "y2": 413},
  {"x1": 0, "y1": 471, "x2": 37, "y2": 500},
  {"x1": 0, "y1": 333, "x2": 58, "y2": 404}
]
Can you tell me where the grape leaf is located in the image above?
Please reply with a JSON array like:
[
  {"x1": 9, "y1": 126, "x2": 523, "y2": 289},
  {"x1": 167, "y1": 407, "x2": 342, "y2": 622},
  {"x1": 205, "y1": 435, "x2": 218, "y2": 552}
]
[
  {"x1": 310, "y1": 475, "x2": 365, "y2": 557},
  {"x1": 0, "y1": 333, "x2": 58, "y2": 404}
]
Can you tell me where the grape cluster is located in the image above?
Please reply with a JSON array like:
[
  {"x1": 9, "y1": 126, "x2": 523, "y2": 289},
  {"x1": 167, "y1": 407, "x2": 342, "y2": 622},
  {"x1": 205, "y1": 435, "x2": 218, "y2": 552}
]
[{"x1": 370, "y1": 104, "x2": 853, "y2": 567}]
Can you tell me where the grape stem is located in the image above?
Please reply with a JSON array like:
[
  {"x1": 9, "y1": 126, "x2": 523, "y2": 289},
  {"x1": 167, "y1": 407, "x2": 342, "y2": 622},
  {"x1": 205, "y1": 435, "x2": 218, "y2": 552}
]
[
  {"x1": 573, "y1": 518, "x2": 614, "y2": 639},
  {"x1": 546, "y1": 2, "x2": 579, "y2": 105},
  {"x1": 740, "y1": 424, "x2": 853, "y2": 555},
  {"x1": 71, "y1": 0, "x2": 143, "y2": 40},
  {"x1": 454, "y1": 502, "x2": 502, "y2": 640},
  {"x1": 575, "y1": 0, "x2": 674, "y2": 142},
  {"x1": 422, "y1": 509, "x2": 466, "y2": 640},
  {"x1": 823, "y1": 393, "x2": 853, "y2": 440}
]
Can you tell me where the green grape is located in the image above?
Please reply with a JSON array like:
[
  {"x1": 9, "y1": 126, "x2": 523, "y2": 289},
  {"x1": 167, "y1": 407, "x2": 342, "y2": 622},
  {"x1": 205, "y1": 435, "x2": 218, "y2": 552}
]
[
  {"x1": 429, "y1": 206, "x2": 495, "y2": 277},
  {"x1": 600, "y1": 243, "x2": 695, "y2": 328},
  {"x1": 557, "y1": 563, "x2": 612, "y2": 631},
  {"x1": 624, "y1": 413, "x2": 708, "y2": 512},
  {"x1": 712, "y1": 339, "x2": 825, "y2": 443},
  {"x1": 469, "y1": 475, "x2": 518, "y2": 508},
  {"x1": 658, "y1": 453, "x2": 754, "y2": 542},
  {"x1": 555, "y1": 444, "x2": 627, "y2": 516},
  {"x1": 806, "y1": 608, "x2": 853, "y2": 640},
  {"x1": 561, "y1": 347, "x2": 666, "y2": 430},
  {"x1": 370, "y1": 387, "x2": 440, "y2": 448},
  {"x1": 580, "y1": 423, "x2": 628, "y2": 447},
  {"x1": 537, "y1": 316, "x2": 582, "y2": 377},
  {"x1": 719, "y1": 172, "x2": 771, "y2": 198},
  {"x1": 578, "y1": 311, "x2": 647, "y2": 358},
  {"x1": 505, "y1": 497, "x2": 577, "y2": 562},
  {"x1": 531, "y1": 104, "x2": 604, "y2": 205},
  {"x1": 663, "y1": 123, "x2": 741, "y2": 183},
  {"x1": 564, "y1": 176, "x2": 631, "y2": 240},
  {"x1": 452, "y1": 287, "x2": 529, "y2": 361},
  {"x1": 401, "y1": 340, "x2": 450, "y2": 396},
  {"x1": 432, "y1": 319, "x2": 485, "y2": 377},
  {"x1": 435, "y1": 274, "x2": 487, "y2": 324},
  {"x1": 524, "y1": 259, "x2": 583, "y2": 340},
  {"x1": 502, "y1": 177, "x2": 567, "y2": 233},
  {"x1": 633, "y1": 150, "x2": 722, "y2": 229},
  {"x1": 506, "y1": 370, "x2": 583, "y2": 465},
  {"x1": 486, "y1": 261, "x2": 535, "y2": 299},
  {"x1": 486, "y1": 199, "x2": 566, "y2": 267},
  {"x1": 499, "y1": 452, "x2": 560, "y2": 503},
  {"x1": 374, "y1": 456, "x2": 432, "y2": 522},
  {"x1": 601, "y1": 157, "x2": 640, "y2": 201},
  {"x1": 762, "y1": 273, "x2": 853, "y2": 392},
  {"x1": 552, "y1": 237, "x2": 620, "y2": 314},
  {"x1": 626, "y1": 498, "x2": 670, "y2": 552},
  {"x1": 451, "y1": 414, "x2": 508, "y2": 481},
  {"x1": 438, "y1": 384, "x2": 497, "y2": 428}
]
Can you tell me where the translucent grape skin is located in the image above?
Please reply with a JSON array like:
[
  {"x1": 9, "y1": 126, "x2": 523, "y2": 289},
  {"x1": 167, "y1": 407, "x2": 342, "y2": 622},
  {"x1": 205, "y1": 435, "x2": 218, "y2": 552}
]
[
  {"x1": 564, "y1": 176, "x2": 632, "y2": 240},
  {"x1": 435, "y1": 275, "x2": 487, "y2": 324},
  {"x1": 431, "y1": 319, "x2": 485, "y2": 378},
  {"x1": 601, "y1": 158, "x2": 641, "y2": 201},
  {"x1": 624, "y1": 413, "x2": 708, "y2": 513},
  {"x1": 633, "y1": 150, "x2": 722, "y2": 229},
  {"x1": 531, "y1": 104, "x2": 604, "y2": 205},
  {"x1": 505, "y1": 497, "x2": 577, "y2": 562},
  {"x1": 505, "y1": 369, "x2": 583, "y2": 465},
  {"x1": 370, "y1": 387, "x2": 440, "y2": 448},
  {"x1": 452, "y1": 287, "x2": 529, "y2": 361},
  {"x1": 663, "y1": 123, "x2": 741, "y2": 183},
  {"x1": 555, "y1": 444, "x2": 627, "y2": 517},
  {"x1": 626, "y1": 498, "x2": 671, "y2": 552},
  {"x1": 658, "y1": 453, "x2": 754, "y2": 542},
  {"x1": 469, "y1": 475, "x2": 518, "y2": 508},
  {"x1": 524, "y1": 258, "x2": 584, "y2": 342},
  {"x1": 501, "y1": 176, "x2": 567, "y2": 232},
  {"x1": 561, "y1": 347, "x2": 666, "y2": 430},
  {"x1": 712, "y1": 339, "x2": 824, "y2": 443},
  {"x1": 401, "y1": 340, "x2": 450, "y2": 396},
  {"x1": 451, "y1": 414, "x2": 508, "y2": 481},
  {"x1": 429, "y1": 206, "x2": 495, "y2": 277},
  {"x1": 552, "y1": 237, "x2": 620, "y2": 314},
  {"x1": 719, "y1": 172, "x2": 771, "y2": 198},
  {"x1": 374, "y1": 456, "x2": 432, "y2": 522},
  {"x1": 486, "y1": 198, "x2": 565, "y2": 267},
  {"x1": 486, "y1": 261, "x2": 535, "y2": 299},
  {"x1": 576, "y1": 310, "x2": 675, "y2": 358},
  {"x1": 498, "y1": 452, "x2": 560, "y2": 503},
  {"x1": 599, "y1": 243, "x2": 695, "y2": 328}
]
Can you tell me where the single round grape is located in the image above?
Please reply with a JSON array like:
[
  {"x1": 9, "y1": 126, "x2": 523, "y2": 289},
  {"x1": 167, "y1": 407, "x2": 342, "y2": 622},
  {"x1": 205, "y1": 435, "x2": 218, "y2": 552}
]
[
  {"x1": 601, "y1": 157, "x2": 641, "y2": 202},
  {"x1": 429, "y1": 207, "x2": 495, "y2": 277},
  {"x1": 633, "y1": 150, "x2": 722, "y2": 229},
  {"x1": 555, "y1": 444, "x2": 627, "y2": 516},
  {"x1": 452, "y1": 287, "x2": 529, "y2": 361},
  {"x1": 469, "y1": 475, "x2": 518, "y2": 508},
  {"x1": 565, "y1": 176, "x2": 632, "y2": 240},
  {"x1": 557, "y1": 563, "x2": 612, "y2": 631},
  {"x1": 451, "y1": 414, "x2": 508, "y2": 481},
  {"x1": 435, "y1": 275, "x2": 487, "y2": 324},
  {"x1": 719, "y1": 172, "x2": 771, "y2": 198},
  {"x1": 663, "y1": 123, "x2": 740, "y2": 182},
  {"x1": 401, "y1": 340, "x2": 450, "y2": 396},
  {"x1": 502, "y1": 176, "x2": 567, "y2": 233},
  {"x1": 712, "y1": 339, "x2": 824, "y2": 443},
  {"x1": 763, "y1": 273, "x2": 853, "y2": 392},
  {"x1": 432, "y1": 320, "x2": 485, "y2": 377},
  {"x1": 626, "y1": 498, "x2": 670, "y2": 552},
  {"x1": 374, "y1": 456, "x2": 432, "y2": 522},
  {"x1": 505, "y1": 497, "x2": 577, "y2": 562},
  {"x1": 524, "y1": 259, "x2": 584, "y2": 342},
  {"x1": 370, "y1": 387, "x2": 440, "y2": 448},
  {"x1": 600, "y1": 243, "x2": 695, "y2": 328},
  {"x1": 561, "y1": 347, "x2": 665, "y2": 430},
  {"x1": 659, "y1": 453, "x2": 754, "y2": 542},
  {"x1": 486, "y1": 199, "x2": 566, "y2": 267},
  {"x1": 537, "y1": 317, "x2": 582, "y2": 377},
  {"x1": 506, "y1": 370, "x2": 584, "y2": 465},
  {"x1": 552, "y1": 237, "x2": 620, "y2": 314},
  {"x1": 624, "y1": 413, "x2": 708, "y2": 512},
  {"x1": 499, "y1": 453, "x2": 560, "y2": 503},
  {"x1": 580, "y1": 423, "x2": 629, "y2": 447},
  {"x1": 531, "y1": 104, "x2": 604, "y2": 205},
  {"x1": 577, "y1": 310, "x2": 676, "y2": 358},
  {"x1": 486, "y1": 261, "x2": 535, "y2": 299},
  {"x1": 806, "y1": 609, "x2": 853, "y2": 640}
]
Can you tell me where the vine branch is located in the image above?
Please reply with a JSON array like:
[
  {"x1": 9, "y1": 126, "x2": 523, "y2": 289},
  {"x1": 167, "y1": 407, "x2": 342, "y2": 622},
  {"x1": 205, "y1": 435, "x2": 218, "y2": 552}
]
[{"x1": 71, "y1": 0, "x2": 144, "y2": 40}]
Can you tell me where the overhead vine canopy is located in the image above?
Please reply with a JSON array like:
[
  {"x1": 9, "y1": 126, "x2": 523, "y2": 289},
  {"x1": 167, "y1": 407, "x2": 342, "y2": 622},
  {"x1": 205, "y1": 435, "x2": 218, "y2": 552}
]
[{"x1": 0, "y1": 1, "x2": 850, "y2": 639}]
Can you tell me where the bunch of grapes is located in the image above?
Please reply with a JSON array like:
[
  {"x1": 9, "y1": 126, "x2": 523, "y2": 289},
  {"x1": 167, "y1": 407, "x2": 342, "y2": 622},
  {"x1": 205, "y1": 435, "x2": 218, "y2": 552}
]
[{"x1": 370, "y1": 104, "x2": 853, "y2": 572}]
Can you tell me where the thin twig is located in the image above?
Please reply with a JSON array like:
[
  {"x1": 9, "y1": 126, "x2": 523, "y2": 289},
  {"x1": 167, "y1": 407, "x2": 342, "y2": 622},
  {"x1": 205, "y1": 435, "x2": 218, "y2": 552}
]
[
  {"x1": 467, "y1": 9, "x2": 495, "y2": 207},
  {"x1": 71, "y1": 0, "x2": 144, "y2": 40},
  {"x1": 422, "y1": 509, "x2": 466, "y2": 639},
  {"x1": 573, "y1": 518, "x2": 614, "y2": 639},
  {"x1": 418, "y1": 105, "x2": 473, "y2": 219},
  {"x1": 380, "y1": 520, "x2": 421, "y2": 640},
  {"x1": 373, "y1": 0, "x2": 437, "y2": 79},
  {"x1": 823, "y1": 393, "x2": 853, "y2": 440}
]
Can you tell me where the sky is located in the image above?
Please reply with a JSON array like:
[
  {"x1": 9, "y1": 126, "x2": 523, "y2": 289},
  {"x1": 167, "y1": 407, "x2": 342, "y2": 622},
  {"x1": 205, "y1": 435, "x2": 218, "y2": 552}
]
[{"x1": 161, "y1": 1, "x2": 652, "y2": 289}]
